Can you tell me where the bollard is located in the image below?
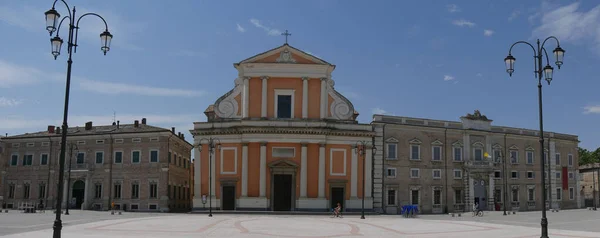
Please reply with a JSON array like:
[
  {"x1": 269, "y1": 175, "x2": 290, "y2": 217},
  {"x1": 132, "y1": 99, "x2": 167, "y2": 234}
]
[
  {"x1": 118, "y1": 211, "x2": 122, "y2": 215},
  {"x1": 458, "y1": 213, "x2": 461, "y2": 217},
  {"x1": 512, "y1": 211, "x2": 516, "y2": 214},
  {"x1": 111, "y1": 211, "x2": 114, "y2": 215},
  {"x1": 451, "y1": 213, "x2": 455, "y2": 217}
]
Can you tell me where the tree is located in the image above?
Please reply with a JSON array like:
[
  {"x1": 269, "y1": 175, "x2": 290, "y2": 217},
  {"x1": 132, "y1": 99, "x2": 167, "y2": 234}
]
[{"x1": 579, "y1": 147, "x2": 600, "y2": 166}]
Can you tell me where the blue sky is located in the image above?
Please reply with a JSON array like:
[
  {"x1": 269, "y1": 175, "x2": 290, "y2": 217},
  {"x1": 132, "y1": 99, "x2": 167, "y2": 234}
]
[{"x1": 0, "y1": 0, "x2": 599, "y2": 150}]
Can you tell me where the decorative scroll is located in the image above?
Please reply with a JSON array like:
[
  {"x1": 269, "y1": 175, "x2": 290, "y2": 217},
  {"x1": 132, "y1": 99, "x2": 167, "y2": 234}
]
[{"x1": 214, "y1": 79, "x2": 243, "y2": 118}]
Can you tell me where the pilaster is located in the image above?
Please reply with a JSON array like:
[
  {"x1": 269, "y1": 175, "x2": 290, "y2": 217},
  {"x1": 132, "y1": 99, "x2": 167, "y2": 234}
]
[
  {"x1": 320, "y1": 78, "x2": 327, "y2": 119},
  {"x1": 259, "y1": 142, "x2": 267, "y2": 197},
  {"x1": 318, "y1": 143, "x2": 326, "y2": 198},
  {"x1": 243, "y1": 76, "x2": 250, "y2": 118},
  {"x1": 300, "y1": 143, "x2": 308, "y2": 197},
  {"x1": 241, "y1": 143, "x2": 248, "y2": 197},
  {"x1": 261, "y1": 76, "x2": 268, "y2": 118},
  {"x1": 194, "y1": 147, "x2": 201, "y2": 200},
  {"x1": 302, "y1": 77, "x2": 309, "y2": 119},
  {"x1": 351, "y1": 146, "x2": 358, "y2": 198}
]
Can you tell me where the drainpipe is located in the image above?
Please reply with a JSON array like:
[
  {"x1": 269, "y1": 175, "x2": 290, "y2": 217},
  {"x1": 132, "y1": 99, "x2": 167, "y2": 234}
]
[{"x1": 443, "y1": 128, "x2": 448, "y2": 214}]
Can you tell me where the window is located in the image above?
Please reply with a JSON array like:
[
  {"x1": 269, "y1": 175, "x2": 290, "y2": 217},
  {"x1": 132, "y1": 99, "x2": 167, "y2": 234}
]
[
  {"x1": 493, "y1": 150, "x2": 502, "y2": 163},
  {"x1": 528, "y1": 188, "x2": 535, "y2": 201},
  {"x1": 453, "y1": 147, "x2": 462, "y2": 161},
  {"x1": 410, "y1": 145, "x2": 420, "y2": 160},
  {"x1": 510, "y1": 150, "x2": 518, "y2": 164},
  {"x1": 96, "y1": 140, "x2": 105, "y2": 144},
  {"x1": 386, "y1": 144, "x2": 397, "y2": 159},
  {"x1": 512, "y1": 188, "x2": 519, "y2": 202},
  {"x1": 8, "y1": 184, "x2": 15, "y2": 198},
  {"x1": 474, "y1": 148, "x2": 483, "y2": 161},
  {"x1": 132, "y1": 138, "x2": 142, "y2": 143},
  {"x1": 114, "y1": 151, "x2": 123, "y2": 164},
  {"x1": 11, "y1": 154, "x2": 18, "y2": 166},
  {"x1": 511, "y1": 171, "x2": 518, "y2": 179},
  {"x1": 432, "y1": 146, "x2": 442, "y2": 161},
  {"x1": 526, "y1": 151, "x2": 534, "y2": 164},
  {"x1": 130, "y1": 204, "x2": 139, "y2": 210},
  {"x1": 569, "y1": 187, "x2": 574, "y2": 200},
  {"x1": 149, "y1": 182, "x2": 158, "y2": 198},
  {"x1": 454, "y1": 189, "x2": 463, "y2": 204},
  {"x1": 149, "y1": 204, "x2": 158, "y2": 210},
  {"x1": 544, "y1": 152, "x2": 548, "y2": 165},
  {"x1": 454, "y1": 169, "x2": 462, "y2": 179},
  {"x1": 568, "y1": 154, "x2": 573, "y2": 167},
  {"x1": 272, "y1": 148, "x2": 295, "y2": 158},
  {"x1": 77, "y1": 140, "x2": 86, "y2": 145},
  {"x1": 150, "y1": 137, "x2": 159, "y2": 142},
  {"x1": 114, "y1": 183, "x2": 122, "y2": 199},
  {"x1": 26, "y1": 142, "x2": 35, "y2": 147},
  {"x1": 568, "y1": 172, "x2": 574, "y2": 179},
  {"x1": 411, "y1": 190, "x2": 419, "y2": 205},
  {"x1": 386, "y1": 168, "x2": 396, "y2": 178},
  {"x1": 555, "y1": 172, "x2": 561, "y2": 179},
  {"x1": 95, "y1": 152, "x2": 104, "y2": 164},
  {"x1": 527, "y1": 171, "x2": 534, "y2": 179},
  {"x1": 23, "y1": 154, "x2": 33, "y2": 166},
  {"x1": 432, "y1": 169, "x2": 441, "y2": 179},
  {"x1": 388, "y1": 189, "x2": 397, "y2": 206},
  {"x1": 76, "y1": 152, "x2": 85, "y2": 164},
  {"x1": 555, "y1": 153, "x2": 561, "y2": 166},
  {"x1": 12, "y1": 143, "x2": 20, "y2": 148},
  {"x1": 150, "y1": 150, "x2": 159, "y2": 163},
  {"x1": 131, "y1": 183, "x2": 139, "y2": 199},
  {"x1": 410, "y1": 168, "x2": 420, "y2": 178},
  {"x1": 433, "y1": 189, "x2": 442, "y2": 205},
  {"x1": 556, "y1": 188, "x2": 562, "y2": 200},
  {"x1": 494, "y1": 170, "x2": 501, "y2": 179},
  {"x1": 168, "y1": 185, "x2": 171, "y2": 199},
  {"x1": 40, "y1": 154, "x2": 49, "y2": 165},
  {"x1": 173, "y1": 153, "x2": 177, "y2": 164},
  {"x1": 168, "y1": 151, "x2": 172, "y2": 163},
  {"x1": 115, "y1": 139, "x2": 124, "y2": 143},
  {"x1": 38, "y1": 183, "x2": 46, "y2": 199},
  {"x1": 95, "y1": 184, "x2": 102, "y2": 199},
  {"x1": 275, "y1": 90, "x2": 294, "y2": 118},
  {"x1": 42, "y1": 142, "x2": 50, "y2": 146},
  {"x1": 132, "y1": 151, "x2": 141, "y2": 163},
  {"x1": 23, "y1": 183, "x2": 30, "y2": 199}
]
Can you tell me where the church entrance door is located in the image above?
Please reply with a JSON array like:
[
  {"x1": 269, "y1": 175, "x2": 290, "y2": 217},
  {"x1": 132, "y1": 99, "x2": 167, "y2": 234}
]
[
  {"x1": 222, "y1": 185, "x2": 236, "y2": 210},
  {"x1": 273, "y1": 174, "x2": 292, "y2": 211}
]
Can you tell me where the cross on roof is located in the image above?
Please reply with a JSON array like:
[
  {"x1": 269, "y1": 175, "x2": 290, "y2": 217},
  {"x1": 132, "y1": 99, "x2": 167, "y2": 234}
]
[{"x1": 281, "y1": 30, "x2": 291, "y2": 44}]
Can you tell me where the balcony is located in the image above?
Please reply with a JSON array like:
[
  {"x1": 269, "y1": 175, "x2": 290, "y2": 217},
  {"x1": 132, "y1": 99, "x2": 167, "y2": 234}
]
[
  {"x1": 464, "y1": 158, "x2": 495, "y2": 172},
  {"x1": 64, "y1": 162, "x2": 90, "y2": 171},
  {"x1": 511, "y1": 201, "x2": 520, "y2": 210},
  {"x1": 527, "y1": 201, "x2": 536, "y2": 209}
]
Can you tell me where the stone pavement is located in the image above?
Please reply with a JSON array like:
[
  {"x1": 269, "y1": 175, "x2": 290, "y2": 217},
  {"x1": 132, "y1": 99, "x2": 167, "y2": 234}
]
[{"x1": 2, "y1": 210, "x2": 600, "y2": 238}]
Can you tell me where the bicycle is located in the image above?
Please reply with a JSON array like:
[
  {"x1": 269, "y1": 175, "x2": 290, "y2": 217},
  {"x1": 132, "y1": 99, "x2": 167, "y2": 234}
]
[{"x1": 472, "y1": 210, "x2": 483, "y2": 217}]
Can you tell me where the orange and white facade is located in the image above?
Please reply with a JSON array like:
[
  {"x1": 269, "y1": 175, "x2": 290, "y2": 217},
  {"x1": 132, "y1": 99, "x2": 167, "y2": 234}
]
[{"x1": 190, "y1": 44, "x2": 374, "y2": 211}]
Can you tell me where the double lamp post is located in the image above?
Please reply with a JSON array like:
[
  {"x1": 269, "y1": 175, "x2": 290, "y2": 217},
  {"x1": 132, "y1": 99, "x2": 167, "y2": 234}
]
[
  {"x1": 355, "y1": 141, "x2": 376, "y2": 219},
  {"x1": 194, "y1": 137, "x2": 221, "y2": 218},
  {"x1": 504, "y1": 37, "x2": 565, "y2": 238},
  {"x1": 44, "y1": 0, "x2": 113, "y2": 237}
]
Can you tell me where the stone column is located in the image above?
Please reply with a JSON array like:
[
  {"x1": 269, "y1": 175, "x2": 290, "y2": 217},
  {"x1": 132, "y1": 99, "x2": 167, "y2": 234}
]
[
  {"x1": 549, "y1": 140, "x2": 557, "y2": 209},
  {"x1": 242, "y1": 143, "x2": 248, "y2": 197},
  {"x1": 302, "y1": 77, "x2": 309, "y2": 119},
  {"x1": 210, "y1": 149, "x2": 216, "y2": 197},
  {"x1": 259, "y1": 142, "x2": 267, "y2": 197},
  {"x1": 365, "y1": 146, "x2": 373, "y2": 197},
  {"x1": 261, "y1": 76, "x2": 268, "y2": 118},
  {"x1": 242, "y1": 77, "x2": 250, "y2": 118},
  {"x1": 62, "y1": 179, "x2": 68, "y2": 207},
  {"x1": 318, "y1": 143, "x2": 326, "y2": 198},
  {"x1": 300, "y1": 143, "x2": 308, "y2": 198},
  {"x1": 463, "y1": 133, "x2": 471, "y2": 161},
  {"x1": 488, "y1": 172, "x2": 495, "y2": 210},
  {"x1": 194, "y1": 147, "x2": 201, "y2": 199},
  {"x1": 351, "y1": 147, "x2": 358, "y2": 198},
  {"x1": 320, "y1": 78, "x2": 327, "y2": 119},
  {"x1": 83, "y1": 175, "x2": 90, "y2": 209}
]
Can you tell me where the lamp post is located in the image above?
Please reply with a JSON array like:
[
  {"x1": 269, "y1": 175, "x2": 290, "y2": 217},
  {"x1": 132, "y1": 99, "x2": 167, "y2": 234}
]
[
  {"x1": 64, "y1": 143, "x2": 78, "y2": 215},
  {"x1": 355, "y1": 141, "x2": 376, "y2": 220},
  {"x1": 44, "y1": 1, "x2": 113, "y2": 237},
  {"x1": 504, "y1": 36, "x2": 565, "y2": 238},
  {"x1": 194, "y1": 137, "x2": 221, "y2": 217},
  {"x1": 486, "y1": 150, "x2": 508, "y2": 216}
]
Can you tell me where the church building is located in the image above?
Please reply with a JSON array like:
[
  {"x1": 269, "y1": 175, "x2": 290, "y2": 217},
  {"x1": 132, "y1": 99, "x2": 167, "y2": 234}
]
[{"x1": 190, "y1": 43, "x2": 375, "y2": 211}]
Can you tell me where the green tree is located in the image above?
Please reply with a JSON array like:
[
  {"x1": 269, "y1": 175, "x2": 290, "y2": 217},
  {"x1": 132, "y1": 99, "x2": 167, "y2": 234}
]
[{"x1": 579, "y1": 147, "x2": 600, "y2": 166}]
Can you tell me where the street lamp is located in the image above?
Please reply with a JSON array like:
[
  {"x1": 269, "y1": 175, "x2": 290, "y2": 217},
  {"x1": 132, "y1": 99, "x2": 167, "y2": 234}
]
[
  {"x1": 355, "y1": 141, "x2": 376, "y2": 220},
  {"x1": 485, "y1": 151, "x2": 509, "y2": 216},
  {"x1": 44, "y1": 1, "x2": 113, "y2": 237},
  {"x1": 504, "y1": 36, "x2": 565, "y2": 238},
  {"x1": 194, "y1": 137, "x2": 221, "y2": 217},
  {"x1": 64, "y1": 143, "x2": 78, "y2": 215}
]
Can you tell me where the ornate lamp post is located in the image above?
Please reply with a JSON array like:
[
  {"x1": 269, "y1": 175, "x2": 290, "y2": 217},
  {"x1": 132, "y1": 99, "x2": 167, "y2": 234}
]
[
  {"x1": 64, "y1": 143, "x2": 78, "y2": 215},
  {"x1": 194, "y1": 138, "x2": 221, "y2": 217},
  {"x1": 355, "y1": 141, "x2": 376, "y2": 219},
  {"x1": 504, "y1": 36, "x2": 565, "y2": 238},
  {"x1": 485, "y1": 151, "x2": 509, "y2": 216},
  {"x1": 44, "y1": 1, "x2": 113, "y2": 237}
]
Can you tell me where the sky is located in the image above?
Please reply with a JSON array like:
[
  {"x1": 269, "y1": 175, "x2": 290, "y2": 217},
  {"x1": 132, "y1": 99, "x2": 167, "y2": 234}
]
[{"x1": 0, "y1": 0, "x2": 599, "y2": 150}]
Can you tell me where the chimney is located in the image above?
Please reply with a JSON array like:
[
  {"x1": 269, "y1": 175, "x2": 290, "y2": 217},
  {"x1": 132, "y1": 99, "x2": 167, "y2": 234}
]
[
  {"x1": 48, "y1": 125, "x2": 55, "y2": 133},
  {"x1": 134, "y1": 120, "x2": 139, "y2": 127},
  {"x1": 56, "y1": 126, "x2": 61, "y2": 134},
  {"x1": 112, "y1": 122, "x2": 116, "y2": 126},
  {"x1": 171, "y1": 127, "x2": 175, "y2": 133},
  {"x1": 141, "y1": 118, "x2": 147, "y2": 125},
  {"x1": 85, "y1": 121, "x2": 92, "y2": 130},
  {"x1": 117, "y1": 120, "x2": 120, "y2": 129}
]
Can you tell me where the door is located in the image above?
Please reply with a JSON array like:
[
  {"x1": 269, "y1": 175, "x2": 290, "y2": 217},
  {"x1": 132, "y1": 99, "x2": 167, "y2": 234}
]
[
  {"x1": 273, "y1": 174, "x2": 292, "y2": 211},
  {"x1": 330, "y1": 187, "x2": 344, "y2": 211},
  {"x1": 222, "y1": 186, "x2": 236, "y2": 210},
  {"x1": 72, "y1": 180, "x2": 85, "y2": 209},
  {"x1": 473, "y1": 179, "x2": 487, "y2": 210}
]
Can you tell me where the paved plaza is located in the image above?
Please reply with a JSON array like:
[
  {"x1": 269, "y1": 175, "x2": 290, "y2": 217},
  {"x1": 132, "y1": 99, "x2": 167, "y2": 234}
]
[{"x1": 1, "y1": 209, "x2": 600, "y2": 237}]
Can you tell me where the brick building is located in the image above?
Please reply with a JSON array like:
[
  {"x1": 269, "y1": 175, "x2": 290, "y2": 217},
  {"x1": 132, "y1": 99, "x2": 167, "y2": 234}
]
[{"x1": 0, "y1": 119, "x2": 193, "y2": 212}]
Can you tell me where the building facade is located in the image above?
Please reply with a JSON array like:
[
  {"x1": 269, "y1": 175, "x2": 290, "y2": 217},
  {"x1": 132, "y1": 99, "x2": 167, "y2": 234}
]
[
  {"x1": 579, "y1": 164, "x2": 599, "y2": 207},
  {"x1": 373, "y1": 111, "x2": 580, "y2": 214},
  {"x1": 191, "y1": 43, "x2": 374, "y2": 211},
  {"x1": 0, "y1": 119, "x2": 193, "y2": 212}
]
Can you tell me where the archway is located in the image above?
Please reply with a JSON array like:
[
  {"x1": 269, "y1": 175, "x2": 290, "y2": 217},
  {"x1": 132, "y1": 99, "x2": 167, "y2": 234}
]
[{"x1": 72, "y1": 180, "x2": 85, "y2": 209}]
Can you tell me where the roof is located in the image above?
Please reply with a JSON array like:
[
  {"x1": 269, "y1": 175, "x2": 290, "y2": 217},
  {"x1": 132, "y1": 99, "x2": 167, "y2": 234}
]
[{"x1": 235, "y1": 43, "x2": 335, "y2": 67}]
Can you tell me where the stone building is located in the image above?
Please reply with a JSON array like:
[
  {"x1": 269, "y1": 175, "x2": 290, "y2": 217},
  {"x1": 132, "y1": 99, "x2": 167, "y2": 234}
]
[
  {"x1": 373, "y1": 111, "x2": 580, "y2": 214},
  {"x1": 579, "y1": 164, "x2": 600, "y2": 207},
  {"x1": 0, "y1": 119, "x2": 193, "y2": 212},
  {"x1": 191, "y1": 43, "x2": 374, "y2": 211}
]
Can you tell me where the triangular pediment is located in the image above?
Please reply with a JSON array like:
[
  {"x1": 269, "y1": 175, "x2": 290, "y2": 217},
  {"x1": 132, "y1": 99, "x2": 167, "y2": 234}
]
[
  {"x1": 409, "y1": 138, "x2": 422, "y2": 144},
  {"x1": 472, "y1": 141, "x2": 484, "y2": 147},
  {"x1": 431, "y1": 140, "x2": 443, "y2": 146},
  {"x1": 236, "y1": 44, "x2": 332, "y2": 65},
  {"x1": 386, "y1": 137, "x2": 399, "y2": 143},
  {"x1": 268, "y1": 159, "x2": 298, "y2": 168},
  {"x1": 492, "y1": 143, "x2": 503, "y2": 149},
  {"x1": 509, "y1": 145, "x2": 519, "y2": 150},
  {"x1": 452, "y1": 141, "x2": 463, "y2": 147},
  {"x1": 525, "y1": 146, "x2": 535, "y2": 151}
]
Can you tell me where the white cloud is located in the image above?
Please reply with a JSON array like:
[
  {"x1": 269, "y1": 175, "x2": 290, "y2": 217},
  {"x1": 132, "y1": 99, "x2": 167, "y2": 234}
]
[
  {"x1": 447, "y1": 4, "x2": 460, "y2": 13},
  {"x1": 0, "y1": 5, "x2": 43, "y2": 31},
  {"x1": 0, "y1": 60, "x2": 59, "y2": 88},
  {"x1": 372, "y1": 108, "x2": 388, "y2": 115},
  {"x1": 77, "y1": 79, "x2": 205, "y2": 97},
  {"x1": 508, "y1": 10, "x2": 521, "y2": 21},
  {"x1": 476, "y1": 73, "x2": 483, "y2": 77},
  {"x1": 483, "y1": 29, "x2": 495, "y2": 36},
  {"x1": 452, "y1": 19, "x2": 476, "y2": 27},
  {"x1": 0, "y1": 97, "x2": 22, "y2": 107},
  {"x1": 443, "y1": 75, "x2": 455, "y2": 81},
  {"x1": 236, "y1": 23, "x2": 246, "y2": 33},
  {"x1": 250, "y1": 18, "x2": 281, "y2": 36},
  {"x1": 583, "y1": 105, "x2": 600, "y2": 114},
  {"x1": 532, "y1": 2, "x2": 600, "y2": 54}
]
